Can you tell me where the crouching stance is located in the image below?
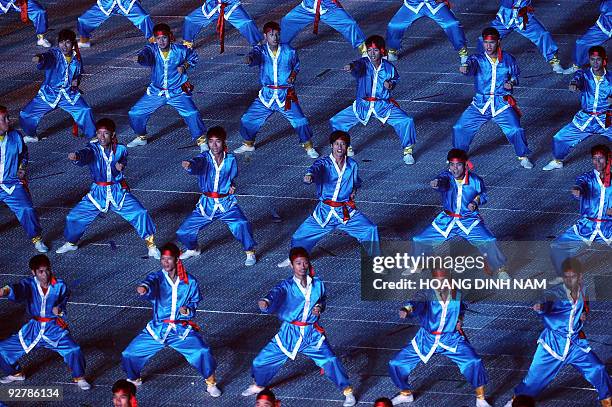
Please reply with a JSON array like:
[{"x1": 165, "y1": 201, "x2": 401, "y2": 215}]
[
  {"x1": 243, "y1": 248, "x2": 357, "y2": 407},
  {"x1": 56, "y1": 119, "x2": 160, "y2": 259},
  {"x1": 0, "y1": 255, "x2": 90, "y2": 390},
  {"x1": 121, "y1": 243, "x2": 221, "y2": 397}
]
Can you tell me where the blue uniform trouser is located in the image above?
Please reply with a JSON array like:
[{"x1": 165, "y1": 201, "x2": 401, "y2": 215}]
[
  {"x1": 121, "y1": 329, "x2": 216, "y2": 380},
  {"x1": 515, "y1": 343, "x2": 611, "y2": 400},
  {"x1": 386, "y1": 4, "x2": 466, "y2": 52},
  {"x1": 252, "y1": 337, "x2": 351, "y2": 389},
  {"x1": 330, "y1": 105, "x2": 417, "y2": 150},
  {"x1": 183, "y1": 5, "x2": 262, "y2": 45},
  {"x1": 0, "y1": 332, "x2": 86, "y2": 378},
  {"x1": 176, "y1": 205, "x2": 256, "y2": 251},
  {"x1": 240, "y1": 98, "x2": 313, "y2": 143},
  {"x1": 19, "y1": 95, "x2": 96, "y2": 139},
  {"x1": 389, "y1": 338, "x2": 488, "y2": 391},
  {"x1": 413, "y1": 222, "x2": 507, "y2": 271},
  {"x1": 551, "y1": 120, "x2": 612, "y2": 160},
  {"x1": 128, "y1": 92, "x2": 207, "y2": 141},
  {"x1": 477, "y1": 16, "x2": 558, "y2": 62},
  {"x1": 291, "y1": 212, "x2": 379, "y2": 257},
  {"x1": 280, "y1": 5, "x2": 365, "y2": 48},
  {"x1": 550, "y1": 225, "x2": 611, "y2": 276},
  {"x1": 0, "y1": 185, "x2": 42, "y2": 239},
  {"x1": 574, "y1": 24, "x2": 610, "y2": 66},
  {"x1": 77, "y1": 2, "x2": 153, "y2": 39},
  {"x1": 10, "y1": 0, "x2": 48, "y2": 35},
  {"x1": 63, "y1": 193, "x2": 156, "y2": 244},
  {"x1": 452, "y1": 105, "x2": 529, "y2": 157}
]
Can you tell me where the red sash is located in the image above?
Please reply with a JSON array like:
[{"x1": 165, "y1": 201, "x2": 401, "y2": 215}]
[
  {"x1": 33, "y1": 316, "x2": 68, "y2": 330},
  {"x1": 323, "y1": 199, "x2": 356, "y2": 222},
  {"x1": 162, "y1": 319, "x2": 201, "y2": 331}
]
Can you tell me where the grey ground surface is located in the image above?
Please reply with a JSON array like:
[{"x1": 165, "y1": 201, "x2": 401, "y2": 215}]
[{"x1": 0, "y1": 0, "x2": 610, "y2": 406}]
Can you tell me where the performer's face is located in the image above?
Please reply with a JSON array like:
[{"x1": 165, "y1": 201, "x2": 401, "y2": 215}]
[
  {"x1": 331, "y1": 139, "x2": 348, "y2": 158},
  {"x1": 155, "y1": 34, "x2": 170, "y2": 50},
  {"x1": 264, "y1": 30, "x2": 280, "y2": 47},
  {"x1": 58, "y1": 39, "x2": 74, "y2": 56},
  {"x1": 161, "y1": 254, "x2": 177, "y2": 273},
  {"x1": 448, "y1": 161, "x2": 465, "y2": 179},
  {"x1": 0, "y1": 112, "x2": 9, "y2": 134},
  {"x1": 96, "y1": 127, "x2": 113, "y2": 147},
  {"x1": 562, "y1": 269, "x2": 581, "y2": 291},
  {"x1": 483, "y1": 39, "x2": 498, "y2": 56},
  {"x1": 291, "y1": 256, "x2": 310, "y2": 278},
  {"x1": 208, "y1": 136, "x2": 224, "y2": 155},
  {"x1": 112, "y1": 392, "x2": 131, "y2": 407},
  {"x1": 592, "y1": 152, "x2": 607, "y2": 172},
  {"x1": 31, "y1": 265, "x2": 51, "y2": 286},
  {"x1": 589, "y1": 54, "x2": 604, "y2": 71},
  {"x1": 367, "y1": 46, "x2": 382, "y2": 63},
  {"x1": 255, "y1": 400, "x2": 274, "y2": 407}
]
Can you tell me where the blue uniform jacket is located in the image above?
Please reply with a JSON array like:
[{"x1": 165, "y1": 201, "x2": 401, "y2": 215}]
[
  {"x1": 348, "y1": 57, "x2": 399, "y2": 124},
  {"x1": 261, "y1": 275, "x2": 327, "y2": 359},
  {"x1": 402, "y1": 0, "x2": 447, "y2": 15},
  {"x1": 536, "y1": 284, "x2": 591, "y2": 361},
  {"x1": 497, "y1": 0, "x2": 533, "y2": 30},
  {"x1": 0, "y1": 0, "x2": 20, "y2": 13},
  {"x1": 200, "y1": 0, "x2": 242, "y2": 19},
  {"x1": 570, "y1": 68, "x2": 611, "y2": 131},
  {"x1": 139, "y1": 270, "x2": 202, "y2": 343},
  {"x1": 249, "y1": 44, "x2": 300, "y2": 109},
  {"x1": 597, "y1": 0, "x2": 612, "y2": 35},
  {"x1": 571, "y1": 169, "x2": 612, "y2": 243},
  {"x1": 5, "y1": 277, "x2": 70, "y2": 353},
  {"x1": 0, "y1": 130, "x2": 27, "y2": 195},
  {"x1": 96, "y1": 0, "x2": 140, "y2": 15},
  {"x1": 185, "y1": 151, "x2": 238, "y2": 219},
  {"x1": 404, "y1": 289, "x2": 466, "y2": 363},
  {"x1": 299, "y1": 0, "x2": 341, "y2": 14},
  {"x1": 35, "y1": 48, "x2": 83, "y2": 108},
  {"x1": 306, "y1": 154, "x2": 361, "y2": 227},
  {"x1": 463, "y1": 52, "x2": 520, "y2": 117},
  {"x1": 430, "y1": 170, "x2": 488, "y2": 238},
  {"x1": 137, "y1": 43, "x2": 198, "y2": 98},
  {"x1": 73, "y1": 142, "x2": 129, "y2": 212}
]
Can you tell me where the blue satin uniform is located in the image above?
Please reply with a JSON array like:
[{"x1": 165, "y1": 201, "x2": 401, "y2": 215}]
[
  {"x1": 1, "y1": 0, "x2": 47, "y2": 35},
  {"x1": 572, "y1": 0, "x2": 612, "y2": 66},
  {"x1": 77, "y1": 0, "x2": 153, "y2": 40}
]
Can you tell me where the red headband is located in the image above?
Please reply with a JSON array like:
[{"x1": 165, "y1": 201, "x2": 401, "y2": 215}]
[
  {"x1": 367, "y1": 42, "x2": 386, "y2": 55},
  {"x1": 289, "y1": 255, "x2": 315, "y2": 278},
  {"x1": 161, "y1": 250, "x2": 188, "y2": 284},
  {"x1": 115, "y1": 391, "x2": 138, "y2": 407},
  {"x1": 448, "y1": 158, "x2": 473, "y2": 184},
  {"x1": 374, "y1": 402, "x2": 391, "y2": 407},
  {"x1": 483, "y1": 35, "x2": 502, "y2": 61},
  {"x1": 154, "y1": 30, "x2": 175, "y2": 42}
]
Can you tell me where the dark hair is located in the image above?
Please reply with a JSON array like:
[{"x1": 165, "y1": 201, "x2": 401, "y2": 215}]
[
  {"x1": 112, "y1": 379, "x2": 136, "y2": 396},
  {"x1": 58, "y1": 29, "x2": 76, "y2": 43},
  {"x1": 0, "y1": 105, "x2": 7, "y2": 115},
  {"x1": 512, "y1": 395, "x2": 536, "y2": 407},
  {"x1": 482, "y1": 27, "x2": 500, "y2": 39},
  {"x1": 591, "y1": 144, "x2": 610, "y2": 157},
  {"x1": 289, "y1": 247, "x2": 310, "y2": 263},
  {"x1": 96, "y1": 118, "x2": 116, "y2": 133},
  {"x1": 365, "y1": 35, "x2": 386, "y2": 52},
  {"x1": 588, "y1": 45, "x2": 607, "y2": 59},
  {"x1": 153, "y1": 23, "x2": 173, "y2": 36},
  {"x1": 159, "y1": 242, "x2": 180, "y2": 258},
  {"x1": 329, "y1": 130, "x2": 350, "y2": 146},
  {"x1": 29, "y1": 254, "x2": 51, "y2": 271},
  {"x1": 207, "y1": 126, "x2": 227, "y2": 142},
  {"x1": 263, "y1": 21, "x2": 281, "y2": 34},
  {"x1": 447, "y1": 148, "x2": 468, "y2": 162},
  {"x1": 561, "y1": 258, "x2": 583, "y2": 274},
  {"x1": 373, "y1": 397, "x2": 393, "y2": 407},
  {"x1": 256, "y1": 388, "x2": 276, "y2": 402}
]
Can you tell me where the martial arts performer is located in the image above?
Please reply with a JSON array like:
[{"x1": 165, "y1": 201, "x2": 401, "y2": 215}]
[
  {"x1": 1, "y1": 0, "x2": 51, "y2": 46},
  {"x1": 182, "y1": 0, "x2": 262, "y2": 52},
  {"x1": 127, "y1": 23, "x2": 207, "y2": 150},
  {"x1": 280, "y1": 0, "x2": 366, "y2": 54},
  {"x1": 385, "y1": 0, "x2": 468, "y2": 64},
  {"x1": 478, "y1": 0, "x2": 563, "y2": 73},
  {"x1": 454, "y1": 27, "x2": 533, "y2": 169},
  {"x1": 112, "y1": 379, "x2": 138, "y2": 407},
  {"x1": 55, "y1": 118, "x2": 160, "y2": 259},
  {"x1": 255, "y1": 388, "x2": 280, "y2": 407},
  {"x1": 234, "y1": 21, "x2": 319, "y2": 158},
  {"x1": 77, "y1": 0, "x2": 153, "y2": 47},
  {"x1": 388, "y1": 268, "x2": 491, "y2": 406},
  {"x1": 502, "y1": 258, "x2": 611, "y2": 407},
  {"x1": 565, "y1": 0, "x2": 611, "y2": 74},
  {"x1": 243, "y1": 247, "x2": 357, "y2": 407},
  {"x1": 373, "y1": 397, "x2": 393, "y2": 407},
  {"x1": 549, "y1": 145, "x2": 612, "y2": 276},
  {"x1": 176, "y1": 126, "x2": 257, "y2": 266},
  {"x1": 19, "y1": 29, "x2": 96, "y2": 143},
  {"x1": 329, "y1": 35, "x2": 417, "y2": 164},
  {"x1": 0, "y1": 255, "x2": 90, "y2": 390},
  {"x1": 0, "y1": 106, "x2": 47, "y2": 253},
  {"x1": 411, "y1": 149, "x2": 509, "y2": 279},
  {"x1": 543, "y1": 46, "x2": 611, "y2": 171},
  {"x1": 121, "y1": 243, "x2": 221, "y2": 398},
  {"x1": 277, "y1": 131, "x2": 379, "y2": 268}
]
